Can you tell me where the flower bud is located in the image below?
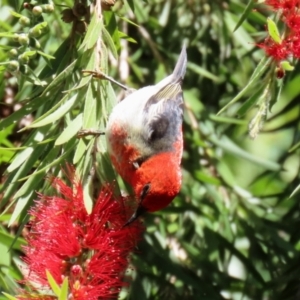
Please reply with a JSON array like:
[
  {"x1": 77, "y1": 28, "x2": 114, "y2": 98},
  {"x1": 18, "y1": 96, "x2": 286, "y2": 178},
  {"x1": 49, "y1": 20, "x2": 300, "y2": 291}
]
[
  {"x1": 8, "y1": 48, "x2": 18, "y2": 58},
  {"x1": 19, "y1": 16, "x2": 31, "y2": 26},
  {"x1": 7, "y1": 60, "x2": 19, "y2": 72},
  {"x1": 18, "y1": 53, "x2": 30, "y2": 64},
  {"x1": 32, "y1": 6, "x2": 43, "y2": 16},
  {"x1": 42, "y1": 3, "x2": 55, "y2": 13},
  {"x1": 18, "y1": 33, "x2": 29, "y2": 45},
  {"x1": 13, "y1": 33, "x2": 20, "y2": 41},
  {"x1": 29, "y1": 27, "x2": 42, "y2": 38}
]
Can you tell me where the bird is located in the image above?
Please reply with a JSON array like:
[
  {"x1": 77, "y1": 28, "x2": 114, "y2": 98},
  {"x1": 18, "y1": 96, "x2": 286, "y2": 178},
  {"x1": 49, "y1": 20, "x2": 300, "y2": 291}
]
[{"x1": 106, "y1": 46, "x2": 187, "y2": 225}]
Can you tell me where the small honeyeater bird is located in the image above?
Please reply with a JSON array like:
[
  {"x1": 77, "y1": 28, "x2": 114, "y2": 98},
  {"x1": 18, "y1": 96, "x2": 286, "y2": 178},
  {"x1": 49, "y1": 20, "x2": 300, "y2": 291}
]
[{"x1": 106, "y1": 46, "x2": 187, "y2": 224}]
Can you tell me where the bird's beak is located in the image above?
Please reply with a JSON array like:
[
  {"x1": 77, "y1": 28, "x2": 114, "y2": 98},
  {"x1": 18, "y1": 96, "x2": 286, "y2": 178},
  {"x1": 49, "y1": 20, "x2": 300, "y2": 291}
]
[{"x1": 123, "y1": 204, "x2": 146, "y2": 227}]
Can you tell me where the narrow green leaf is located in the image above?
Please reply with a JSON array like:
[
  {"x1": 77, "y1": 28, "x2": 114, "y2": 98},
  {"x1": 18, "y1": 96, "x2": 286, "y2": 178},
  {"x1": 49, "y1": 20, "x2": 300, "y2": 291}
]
[
  {"x1": 217, "y1": 56, "x2": 271, "y2": 115},
  {"x1": 2, "y1": 292, "x2": 18, "y2": 300},
  {"x1": 194, "y1": 171, "x2": 221, "y2": 185},
  {"x1": 83, "y1": 84, "x2": 97, "y2": 128},
  {"x1": 7, "y1": 129, "x2": 46, "y2": 172},
  {"x1": 73, "y1": 139, "x2": 87, "y2": 164},
  {"x1": 188, "y1": 61, "x2": 221, "y2": 82},
  {"x1": 55, "y1": 113, "x2": 83, "y2": 145},
  {"x1": 102, "y1": 26, "x2": 118, "y2": 59},
  {"x1": 0, "y1": 32, "x2": 17, "y2": 38},
  {"x1": 210, "y1": 135, "x2": 281, "y2": 171},
  {"x1": 28, "y1": 94, "x2": 78, "y2": 128},
  {"x1": 8, "y1": 192, "x2": 34, "y2": 226},
  {"x1": 40, "y1": 59, "x2": 77, "y2": 97},
  {"x1": 236, "y1": 88, "x2": 263, "y2": 117},
  {"x1": 46, "y1": 270, "x2": 61, "y2": 297},
  {"x1": 280, "y1": 60, "x2": 294, "y2": 71},
  {"x1": 233, "y1": 0, "x2": 255, "y2": 32},
  {"x1": 0, "y1": 231, "x2": 26, "y2": 250},
  {"x1": 59, "y1": 277, "x2": 69, "y2": 300},
  {"x1": 118, "y1": 31, "x2": 137, "y2": 43},
  {"x1": 209, "y1": 114, "x2": 246, "y2": 125},
  {"x1": 267, "y1": 18, "x2": 281, "y2": 43},
  {"x1": 290, "y1": 184, "x2": 300, "y2": 198},
  {"x1": 37, "y1": 50, "x2": 55, "y2": 59},
  {"x1": 10, "y1": 11, "x2": 23, "y2": 18},
  {"x1": 289, "y1": 140, "x2": 300, "y2": 153},
  {"x1": 80, "y1": 13, "x2": 103, "y2": 50}
]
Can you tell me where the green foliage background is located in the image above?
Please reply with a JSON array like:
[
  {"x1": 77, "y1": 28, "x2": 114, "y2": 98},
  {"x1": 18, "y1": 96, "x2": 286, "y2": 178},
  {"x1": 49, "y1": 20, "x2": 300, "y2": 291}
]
[{"x1": 0, "y1": 0, "x2": 300, "y2": 299}]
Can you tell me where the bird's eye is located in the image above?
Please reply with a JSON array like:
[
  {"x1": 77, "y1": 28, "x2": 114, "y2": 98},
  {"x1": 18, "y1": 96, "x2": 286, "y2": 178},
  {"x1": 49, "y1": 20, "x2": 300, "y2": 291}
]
[{"x1": 140, "y1": 183, "x2": 151, "y2": 201}]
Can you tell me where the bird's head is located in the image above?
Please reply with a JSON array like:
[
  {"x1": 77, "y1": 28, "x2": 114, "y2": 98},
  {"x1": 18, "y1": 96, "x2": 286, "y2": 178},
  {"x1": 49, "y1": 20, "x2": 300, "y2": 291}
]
[{"x1": 124, "y1": 152, "x2": 181, "y2": 226}]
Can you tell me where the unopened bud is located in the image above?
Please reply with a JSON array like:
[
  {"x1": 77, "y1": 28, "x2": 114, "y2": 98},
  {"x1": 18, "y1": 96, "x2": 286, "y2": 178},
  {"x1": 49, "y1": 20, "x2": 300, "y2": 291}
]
[
  {"x1": 32, "y1": 6, "x2": 43, "y2": 16},
  {"x1": 19, "y1": 16, "x2": 31, "y2": 26},
  {"x1": 275, "y1": 67, "x2": 285, "y2": 79},
  {"x1": 42, "y1": 3, "x2": 54, "y2": 13},
  {"x1": 7, "y1": 60, "x2": 19, "y2": 72},
  {"x1": 23, "y1": 2, "x2": 33, "y2": 10},
  {"x1": 13, "y1": 33, "x2": 20, "y2": 41},
  {"x1": 18, "y1": 33, "x2": 29, "y2": 45},
  {"x1": 18, "y1": 53, "x2": 30, "y2": 64},
  {"x1": 29, "y1": 27, "x2": 42, "y2": 38},
  {"x1": 8, "y1": 48, "x2": 18, "y2": 58}
]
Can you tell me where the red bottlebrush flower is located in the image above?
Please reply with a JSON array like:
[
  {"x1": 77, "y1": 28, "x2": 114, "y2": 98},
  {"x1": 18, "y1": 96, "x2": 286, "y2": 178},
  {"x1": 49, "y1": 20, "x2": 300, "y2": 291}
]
[
  {"x1": 18, "y1": 172, "x2": 143, "y2": 300},
  {"x1": 265, "y1": 0, "x2": 299, "y2": 11},
  {"x1": 257, "y1": 37, "x2": 290, "y2": 60},
  {"x1": 285, "y1": 12, "x2": 300, "y2": 32},
  {"x1": 290, "y1": 33, "x2": 300, "y2": 57}
]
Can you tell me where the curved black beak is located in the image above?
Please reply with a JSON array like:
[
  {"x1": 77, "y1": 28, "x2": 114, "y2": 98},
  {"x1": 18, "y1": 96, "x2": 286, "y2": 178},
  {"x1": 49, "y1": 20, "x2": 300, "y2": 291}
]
[
  {"x1": 123, "y1": 183, "x2": 151, "y2": 227},
  {"x1": 123, "y1": 204, "x2": 146, "y2": 227}
]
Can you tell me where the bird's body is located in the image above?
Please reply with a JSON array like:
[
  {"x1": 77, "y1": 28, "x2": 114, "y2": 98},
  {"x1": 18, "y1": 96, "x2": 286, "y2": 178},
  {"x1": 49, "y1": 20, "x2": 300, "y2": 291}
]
[{"x1": 106, "y1": 46, "x2": 187, "y2": 218}]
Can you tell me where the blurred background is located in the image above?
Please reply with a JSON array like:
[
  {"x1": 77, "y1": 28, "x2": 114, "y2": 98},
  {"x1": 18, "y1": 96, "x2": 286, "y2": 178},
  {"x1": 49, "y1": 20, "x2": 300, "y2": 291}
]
[{"x1": 0, "y1": 0, "x2": 300, "y2": 299}]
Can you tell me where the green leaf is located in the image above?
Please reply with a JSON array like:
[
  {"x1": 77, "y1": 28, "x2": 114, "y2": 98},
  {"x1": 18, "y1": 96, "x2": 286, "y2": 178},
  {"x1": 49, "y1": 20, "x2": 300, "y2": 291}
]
[
  {"x1": 55, "y1": 113, "x2": 83, "y2": 145},
  {"x1": 2, "y1": 292, "x2": 18, "y2": 300},
  {"x1": 233, "y1": 0, "x2": 255, "y2": 32},
  {"x1": 59, "y1": 277, "x2": 69, "y2": 300},
  {"x1": 10, "y1": 11, "x2": 23, "y2": 18},
  {"x1": 194, "y1": 171, "x2": 221, "y2": 185},
  {"x1": 280, "y1": 60, "x2": 294, "y2": 71},
  {"x1": 80, "y1": 13, "x2": 103, "y2": 50},
  {"x1": 46, "y1": 270, "x2": 61, "y2": 297},
  {"x1": 102, "y1": 26, "x2": 118, "y2": 59},
  {"x1": 8, "y1": 192, "x2": 34, "y2": 226},
  {"x1": 210, "y1": 135, "x2": 281, "y2": 171},
  {"x1": 40, "y1": 59, "x2": 77, "y2": 97},
  {"x1": 290, "y1": 183, "x2": 300, "y2": 198},
  {"x1": 236, "y1": 88, "x2": 263, "y2": 117},
  {"x1": 0, "y1": 32, "x2": 17, "y2": 38},
  {"x1": 217, "y1": 56, "x2": 271, "y2": 115},
  {"x1": 188, "y1": 61, "x2": 221, "y2": 82},
  {"x1": 37, "y1": 50, "x2": 55, "y2": 60},
  {"x1": 267, "y1": 18, "x2": 281, "y2": 43},
  {"x1": 0, "y1": 231, "x2": 26, "y2": 250},
  {"x1": 28, "y1": 94, "x2": 78, "y2": 128}
]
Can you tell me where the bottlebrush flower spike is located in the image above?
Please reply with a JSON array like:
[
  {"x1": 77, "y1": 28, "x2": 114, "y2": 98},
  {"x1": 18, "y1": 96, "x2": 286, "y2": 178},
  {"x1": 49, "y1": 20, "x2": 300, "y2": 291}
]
[{"x1": 18, "y1": 172, "x2": 143, "y2": 300}]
